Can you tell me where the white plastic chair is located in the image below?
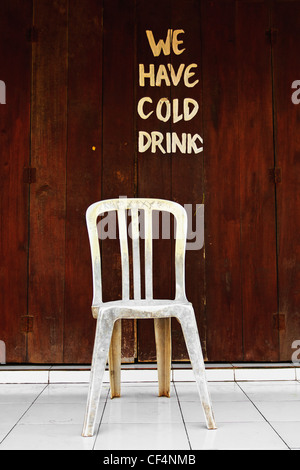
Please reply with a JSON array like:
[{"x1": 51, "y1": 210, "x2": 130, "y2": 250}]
[{"x1": 82, "y1": 198, "x2": 216, "y2": 437}]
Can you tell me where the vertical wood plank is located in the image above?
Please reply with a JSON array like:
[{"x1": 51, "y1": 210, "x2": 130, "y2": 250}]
[
  {"x1": 63, "y1": 0, "x2": 103, "y2": 363},
  {"x1": 272, "y1": 1, "x2": 300, "y2": 360},
  {"x1": 136, "y1": 0, "x2": 173, "y2": 362},
  {"x1": 102, "y1": 0, "x2": 136, "y2": 362},
  {"x1": 28, "y1": 0, "x2": 68, "y2": 362},
  {"x1": 237, "y1": 1, "x2": 278, "y2": 361},
  {"x1": 202, "y1": 0, "x2": 243, "y2": 361},
  {"x1": 170, "y1": 0, "x2": 203, "y2": 361},
  {"x1": 0, "y1": 0, "x2": 32, "y2": 362}
]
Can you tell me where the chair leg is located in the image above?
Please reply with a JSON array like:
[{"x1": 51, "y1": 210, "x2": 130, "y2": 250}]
[
  {"x1": 178, "y1": 309, "x2": 217, "y2": 430},
  {"x1": 154, "y1": 318, "x2": 171, "y2": 397},
  {"x1": 82, "y1": 313, "x2": 115, "y2": 437},
  {"x1": 108, "y1": 319, "x2": 122, "y2": 398}
]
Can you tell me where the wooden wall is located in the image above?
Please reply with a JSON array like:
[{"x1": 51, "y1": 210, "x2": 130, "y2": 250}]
[{"x1": 0, "y1": 0, "x2": 299, "y2": 363}]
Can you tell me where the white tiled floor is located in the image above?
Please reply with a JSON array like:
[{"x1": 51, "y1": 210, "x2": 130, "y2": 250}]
[{"x1": 0, "y1": 379, "x2": 300, "y2": 450}]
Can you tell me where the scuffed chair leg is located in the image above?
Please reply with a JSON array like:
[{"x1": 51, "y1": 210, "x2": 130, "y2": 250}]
[
  {"x1": 178, "y1": 309, "x2": 217, "y2": 430},
  {"x1": 154, "y1": 318, "x2": 171, "y2": 397},
  {"x1": 82, "y1": 313, "x2": 115, "y2": 437},
  {"x1": 109, "y1": 319, "x2": 122, "y2": 398}
]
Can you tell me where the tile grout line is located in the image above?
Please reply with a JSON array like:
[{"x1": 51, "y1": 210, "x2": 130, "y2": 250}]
[
  {"x1": 173, "y1": 381, "x2": 192, "y2": 451},
  {"x1": 0, "y1": 383, "x2": 49, "y2": 446},
  {"x1": 92, "y1": 386, "x2": 110, "y2": 450},
  {"x1": 236, "y1": 382, "x2": 291, "y2": 450}
]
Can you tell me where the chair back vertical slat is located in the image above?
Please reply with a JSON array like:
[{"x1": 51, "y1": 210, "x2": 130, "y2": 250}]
[
  {"x1": 86, "y1": 208, "x2": 103, "y2": 306},
  {"x1": 117, "y1": 208, "x2": 130, "y2": 300},
  {"x1": 174, "y1": 210, "x2": 188, "y2": 300},
  {"x1": 144, "y1": 207, "x2": 153, "y2": 300},
  {"x1": 130, "y1": 207, "x2": 141, "y2": 300}
]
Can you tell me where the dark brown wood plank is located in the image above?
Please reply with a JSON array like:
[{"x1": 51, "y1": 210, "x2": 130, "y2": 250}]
[
  {"x1": 63, "y1": 0, "x2": 103, "y2": 363},
  {"x1": 272, "y1": 1, "x2": 300, "y2": 360},
  {"x1": 201, "y1": 0, "x2": 243, "y2": 361},
  {"x1": 237, "y1": 1, "x2": 278, "y2": 361},
  {"x1": 28, "y1": 0, "x2": 68, "y2": 363},
  {"x1": 136, "y1": 0, "x2": 173, "y2": 362},
  {"x1": 101, "y1": 0, "x2": 136, "y2": 362},
  {"x1": 170, "y1": 0, "x2": 204, "y2": 361},
  {"x1": 0, "y1": 0, "x2": 32, "y2": 362}
]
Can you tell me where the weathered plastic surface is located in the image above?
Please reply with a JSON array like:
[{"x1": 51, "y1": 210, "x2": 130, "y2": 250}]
[{"x1": 82, "y1": 198, "x2": 216, "y2": 437}]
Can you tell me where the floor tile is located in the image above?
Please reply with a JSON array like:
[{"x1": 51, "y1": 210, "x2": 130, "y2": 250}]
[
  {"x1": 253, "y1": 401, "x2": 300, "y2": 422},
  {"x1": 36, "y1": 383, "x2": 109, "y2": 404},
  {"x1": 232, "y1": 363, "x2": 295, "y2": 368},
  {"x1": 0, "y1": 370, "x2": 49, "y2": 384},
  {"x1": 121, "y1": 369, "x2": 159, "y2": 382},
  {"x1": 234, "y1": 367, "x2": 295, "y2": 381},
  {"x1": 0, "y1": 403, "x2": 32, "y2": 424},
  {"x1": 0, "y1": 424, "x2": 14, "y2": 442},
  {"x1": 173, "y1": 368, "x2": 234, "y2": 382},
  {"x1": 0, "y1": 377, "x2": 299, "y2": 450},
  {"x1": 180, "y1": 400, "x2": 264, "y2": 423},
  {"x1": 0, "y1": 424, "x2": 95, "y2": 450},
  {"x1": 113, "y1": 382, "x2": 177, "y2": 402},
  {"x1": 94, "y1": 423, "x2": 190, "y2": 450},
  {"x1": 102, "y1": 399, "x2": 183, "y2": 424},
  {"x1": 18, "y1": 402, "x2": 104, "y2": 426},
  {"x1": 49, "y1": 370, "x2": 91, "y2": 383},
  {"x1": 185, "y1": 421, "x2": 289, "y2": 450},
  {"x1": 175, "y1": 381, "x2": 248, "y2": 402},
  {"x1": 238, "y1": 381, "x2": 300, "y2": 402},
  {"x1": 0, "y1": 384, "x2": 46, "y2": 403},
  {"x1": 205, "y1": 368, "x2": 235, "y2": 382},
  {"x1": 270, "y1": 421, "x2": 300, "y2": 449}
]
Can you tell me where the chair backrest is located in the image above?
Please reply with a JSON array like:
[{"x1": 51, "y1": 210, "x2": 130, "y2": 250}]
[{"x1": 86, "y1": 198, "x2": 188, "y2": 307}]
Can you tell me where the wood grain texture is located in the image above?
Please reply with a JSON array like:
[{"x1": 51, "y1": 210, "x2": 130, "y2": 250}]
[
  {"x1": 154, "y1": 317, "x2": 171, "y2": 396},
  {"x1": 202, "y1": 0, "x2": 244, "y2": 361},
  {"x1": 28, "y1": 0, "x2": 68, "y2": 362},
  {"x1": 136, "y1": 0, "x2": 173, "y2": 362},
  {"x1": 237, "y1": 1, "x2": 278, "y2": 361},
  {"x1": 170, "y1": 0, "x2": 203, "y2": 361},
  {"x1": 63, "y1": 0, "x2": 103, "y2": 363},
  {"x1": 0, "y1": 0, "x2": 32, "y2": 362},
  {"x1": 2, "y1": 0, "x2": 299, "y2": 364},
  {"x1": 101, "y1": 0, "x2": 136, "y2": 362},
  {"x1": 272, "y1": 1, "x2": 300, "y2": 360}
]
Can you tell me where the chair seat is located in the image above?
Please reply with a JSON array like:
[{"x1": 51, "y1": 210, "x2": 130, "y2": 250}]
[{"x1": 92, "y1": 298, "x2": 192, "y2": 319}]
